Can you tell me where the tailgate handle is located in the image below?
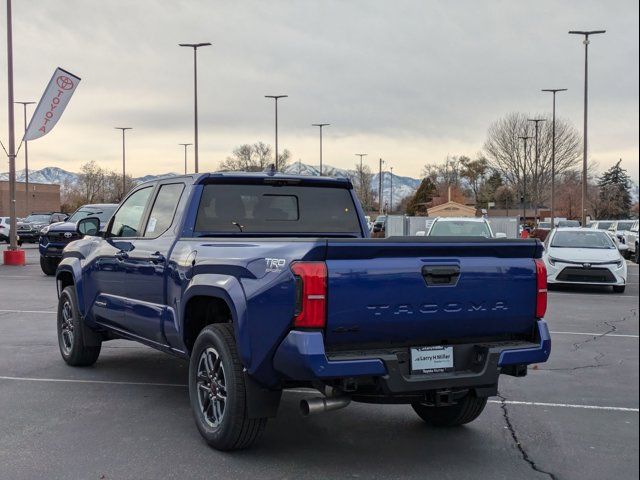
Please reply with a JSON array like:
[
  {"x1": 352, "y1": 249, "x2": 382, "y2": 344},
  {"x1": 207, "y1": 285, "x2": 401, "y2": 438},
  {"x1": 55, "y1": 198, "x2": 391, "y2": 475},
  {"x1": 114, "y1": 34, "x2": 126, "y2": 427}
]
[{"x1": 421, "y1": 265, "x2": 460, "y2": 286}]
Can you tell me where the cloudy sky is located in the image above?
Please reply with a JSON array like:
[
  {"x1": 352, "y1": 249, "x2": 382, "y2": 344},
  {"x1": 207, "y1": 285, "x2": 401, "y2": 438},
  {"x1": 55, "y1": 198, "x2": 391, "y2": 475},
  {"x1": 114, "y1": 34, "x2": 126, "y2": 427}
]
[{"x1": 1, "y1": 0, "x2": 638, "y2": 181}]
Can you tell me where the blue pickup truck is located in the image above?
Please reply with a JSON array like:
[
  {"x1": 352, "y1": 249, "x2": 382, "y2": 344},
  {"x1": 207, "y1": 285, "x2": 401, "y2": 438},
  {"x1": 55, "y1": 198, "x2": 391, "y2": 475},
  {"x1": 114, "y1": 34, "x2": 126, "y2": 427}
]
[{"x1": 55, "y1": 171, "x2": 551, "y2": 450}]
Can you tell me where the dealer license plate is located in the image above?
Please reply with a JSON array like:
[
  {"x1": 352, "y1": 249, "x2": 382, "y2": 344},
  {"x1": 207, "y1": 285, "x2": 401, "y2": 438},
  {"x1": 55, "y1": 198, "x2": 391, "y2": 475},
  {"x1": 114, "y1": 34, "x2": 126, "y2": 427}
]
[{"x1": 410, "y1": 346, "x2": 454, "y2": 374}]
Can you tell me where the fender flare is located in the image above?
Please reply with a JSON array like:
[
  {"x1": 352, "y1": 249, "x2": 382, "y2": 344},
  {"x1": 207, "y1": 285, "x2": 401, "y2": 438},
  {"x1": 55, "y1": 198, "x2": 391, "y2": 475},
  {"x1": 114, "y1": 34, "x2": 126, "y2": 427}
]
[
  {"x1": 55, "y1": 257, "x2": 85, "y2": 316},
  {"x1": 181, "y1": 274, "x2": 250, "y2": 366}
]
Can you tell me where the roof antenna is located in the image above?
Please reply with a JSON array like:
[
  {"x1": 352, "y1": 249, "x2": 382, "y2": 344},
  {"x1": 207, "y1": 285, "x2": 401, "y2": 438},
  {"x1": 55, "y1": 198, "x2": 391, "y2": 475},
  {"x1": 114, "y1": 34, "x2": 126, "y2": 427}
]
[{"x1": 265, "y1": 163, "x2": 276, "y2": 176}]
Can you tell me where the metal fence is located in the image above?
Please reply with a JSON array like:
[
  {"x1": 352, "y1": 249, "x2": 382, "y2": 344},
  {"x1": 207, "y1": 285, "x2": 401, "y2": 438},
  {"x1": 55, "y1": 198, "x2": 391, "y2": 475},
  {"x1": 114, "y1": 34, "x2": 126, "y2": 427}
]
[{"x1": 384, "y1": 215, "x2": 520, "y2": 238}]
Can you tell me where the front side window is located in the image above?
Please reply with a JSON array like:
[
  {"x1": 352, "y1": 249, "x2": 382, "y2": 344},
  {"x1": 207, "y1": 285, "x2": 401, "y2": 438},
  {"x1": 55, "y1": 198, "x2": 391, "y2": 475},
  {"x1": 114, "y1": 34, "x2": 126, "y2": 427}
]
[
  {"x1": 144, "y1": 183, "x2": 185, "y2": 237},
  {"x1": 109, "y1": 187, "x2": 153, "y2": 238}
]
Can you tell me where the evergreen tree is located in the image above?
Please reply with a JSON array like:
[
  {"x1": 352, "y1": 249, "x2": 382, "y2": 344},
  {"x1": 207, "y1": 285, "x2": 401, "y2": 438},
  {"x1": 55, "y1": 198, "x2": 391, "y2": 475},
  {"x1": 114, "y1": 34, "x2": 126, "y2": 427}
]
[
  {"x1": 597, "y1": 160, "x2": 632, "y2": 219},
  {"x1": 405, "y1": 178, "x2": 437, "y2": 216}
]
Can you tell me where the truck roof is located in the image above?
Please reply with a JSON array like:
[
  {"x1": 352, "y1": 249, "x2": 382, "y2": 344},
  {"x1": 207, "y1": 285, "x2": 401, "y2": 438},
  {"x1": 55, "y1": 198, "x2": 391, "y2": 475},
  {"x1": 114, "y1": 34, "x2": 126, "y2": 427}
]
[{"x1": 134, "y1": 171, "x2": 352, "y2": 188}]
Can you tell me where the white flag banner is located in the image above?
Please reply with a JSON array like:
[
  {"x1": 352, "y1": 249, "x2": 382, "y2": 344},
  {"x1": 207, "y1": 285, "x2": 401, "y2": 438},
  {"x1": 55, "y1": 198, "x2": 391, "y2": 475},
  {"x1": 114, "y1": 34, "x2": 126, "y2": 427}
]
[{"x1": 23, "y1": 67, "x2": 81, "y2": 141}]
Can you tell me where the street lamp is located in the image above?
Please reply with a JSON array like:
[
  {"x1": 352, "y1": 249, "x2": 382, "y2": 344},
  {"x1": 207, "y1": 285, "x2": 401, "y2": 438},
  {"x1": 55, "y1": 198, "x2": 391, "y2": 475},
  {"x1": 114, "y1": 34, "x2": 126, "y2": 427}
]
[
  {"x1": 389, "y1": 166, "x2": 394, "y2": 213},
  {"x1": 518, "y1": 135, "x2": 532, "y2": 222},
  {"x1": 179, "y1": 42, "x2": 212, "y2": 173},
  {"x1": 115, "y1": 127, "x2": 132, "y2": 197},
  {"x1": 569, "y1": 30, "x2": 605, "y2": 226},
  {"x1": 265, "y1": 95, "x2": 287, "y2": 170},
  {"x1": 15, "y1": 101, "x2": 35, "y2": 214},
  {"x1": 179, "y1": 143, "x2": 192, "y2": 174},
  {"x1": 378, "y1": 158, "x2": 385, "y2": 214},
  {"x1": 527, "y1": 118, "x2": 546, "y2": 221},
  {"x1": 312, "y1": 123, "x2": 329, "y2": 175},
  {"x1": 355, "y1": 153, "x2": 367, "y2": 170},
  {"x1": 542, "y1": 88, "x2": 568, "y2": 228}
]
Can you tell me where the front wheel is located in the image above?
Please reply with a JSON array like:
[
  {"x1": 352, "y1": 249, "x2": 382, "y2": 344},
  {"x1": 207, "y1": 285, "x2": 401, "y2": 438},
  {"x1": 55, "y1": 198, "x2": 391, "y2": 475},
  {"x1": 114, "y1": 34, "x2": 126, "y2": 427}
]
[
  {"x1": 412, "y1": 394, "x2": 487, "y2": 427},
  {"x1": 189, "y1": 324, "x2": 266, "y2": 451},
  {"x1": 40, "y1": 256, "x2": 59, "y2": 276},
  {"x1": 57, "y1": 286, "x2": 102, "y2": 366}
]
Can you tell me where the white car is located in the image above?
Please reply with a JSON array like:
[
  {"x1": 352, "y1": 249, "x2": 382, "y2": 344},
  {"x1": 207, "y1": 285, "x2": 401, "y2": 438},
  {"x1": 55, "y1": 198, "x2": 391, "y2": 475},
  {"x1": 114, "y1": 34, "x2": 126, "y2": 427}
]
[
  {"x1": 0, "y1": 216, "x2": 10, "y2": 243},
  {"x1": 543, "y1": 228, "x2": 627, "y2": 293},
  {"x1": 608, "y1": 220, "x2": 635, "y2": 244},
  {"x1": 426, "y1": 217, "x2": 507, "y2": 238},
  {"x1": 623, "y1": 220, "x2": 639, "y2": 264},
  {"x1": 590, "y1": 220, "x2": 615, "y2": 231}
]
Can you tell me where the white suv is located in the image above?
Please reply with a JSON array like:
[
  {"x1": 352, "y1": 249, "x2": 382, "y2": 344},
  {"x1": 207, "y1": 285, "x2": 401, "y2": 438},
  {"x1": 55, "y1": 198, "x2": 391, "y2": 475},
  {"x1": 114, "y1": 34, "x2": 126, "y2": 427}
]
[
  {"x1": 0, "y1": 216, "x2": 10, "y2": 243},
  {"x1": 623, "y1": 220, "x2": 639, "y2": 264}
]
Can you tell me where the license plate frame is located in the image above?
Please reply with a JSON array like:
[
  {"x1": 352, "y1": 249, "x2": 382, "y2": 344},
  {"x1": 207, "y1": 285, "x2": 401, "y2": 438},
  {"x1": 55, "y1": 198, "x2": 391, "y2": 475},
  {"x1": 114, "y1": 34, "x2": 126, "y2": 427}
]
[{"x1": 410, "y1": 346, "x2": 454, "y2": 374}]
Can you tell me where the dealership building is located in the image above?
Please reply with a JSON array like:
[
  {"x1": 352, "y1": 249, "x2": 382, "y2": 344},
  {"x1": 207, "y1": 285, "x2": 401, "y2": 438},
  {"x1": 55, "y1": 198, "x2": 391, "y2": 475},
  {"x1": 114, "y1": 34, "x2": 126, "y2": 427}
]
[{"x1": 0, "y1": 181, "x2": 61, "y2": 217}]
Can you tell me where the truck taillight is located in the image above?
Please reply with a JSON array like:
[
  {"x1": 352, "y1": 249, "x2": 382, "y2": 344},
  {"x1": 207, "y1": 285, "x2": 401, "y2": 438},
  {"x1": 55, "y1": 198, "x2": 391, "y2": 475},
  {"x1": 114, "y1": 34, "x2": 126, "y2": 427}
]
[
  {"x1": 535, "y1": 259, "x2": 547, "y2": 319},
  {"x1": 291, "y1": 261, "x2": 327, "y2": 328}
]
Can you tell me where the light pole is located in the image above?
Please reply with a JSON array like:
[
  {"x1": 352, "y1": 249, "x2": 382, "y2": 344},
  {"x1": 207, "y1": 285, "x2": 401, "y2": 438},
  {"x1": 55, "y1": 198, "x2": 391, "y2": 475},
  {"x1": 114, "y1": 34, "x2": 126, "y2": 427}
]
[
  {"x1": 389, "y1": 166, "x2": 394, "y2": 213},
  {"x1": 518, "y1": 135, "x2": 532, "y2": 223},
  {"x1": 542, "y1": 88, "x2": 568, "y2": 228},
  {"x1": 5, "y1": 0, "x2": 18, "y2": 253},
  {"x1": 15, "y1": 101, "x2": 35, "y2": 214},
  {"x1": 179, "y1": 42, "x2": 211, "y2": 173},
  {"x1": 115, "y1": 127, "x2": 132, "y2": 198},
  {"x1": 355, "y1": 154, "x2": 368, "y2": 210},
  {"x1": 179, "y1": 143, "x2": 192, "y2": 174},
  {"x1": 312, "y1": 123, "x2": 329, "y2": 174},
  {"x1": 378, "y1": 158, "x2": 385, "y2": 214},
  {"x1": 355, "y1": 153, "x2": 367, "y2": 170},
  {"x1": 527, "y1": 118, "x2": 546, "y2": 221},
  {"x1": 569, "y1": 30, "x2": 605, "y2": 226},
  {"x1": 265, "y1": 95, "x2": 287, "y2": 170}
]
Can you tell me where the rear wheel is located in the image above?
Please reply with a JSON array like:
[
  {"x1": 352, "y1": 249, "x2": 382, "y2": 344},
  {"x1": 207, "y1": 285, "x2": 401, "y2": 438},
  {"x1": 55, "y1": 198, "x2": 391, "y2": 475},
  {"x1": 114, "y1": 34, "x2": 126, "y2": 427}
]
[
  {"x1": 635, "y1": 246, "x2": 639, "y2": 264},
  {"x1": 412, "y1": 394, "x2": 487, "y2": 427},
  {"x1": 613, "y1": 285, "x2": 626, "y2": 293},
  {"x1": 57, "y1": 286, "x2": 102, "y2": 366},
  {"x1": 189, "y1": 323, "x2": 267, "y2": 450},
  {"x1": 40, "y1": 256, "x2": 59, "y2": 276}
]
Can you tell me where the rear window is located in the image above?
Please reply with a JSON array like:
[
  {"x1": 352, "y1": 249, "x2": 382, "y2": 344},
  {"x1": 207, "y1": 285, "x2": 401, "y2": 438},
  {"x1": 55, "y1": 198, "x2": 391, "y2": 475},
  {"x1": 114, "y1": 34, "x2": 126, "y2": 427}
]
[
  {"x1": 429, "y1": 220, "x2": 492, "y2": 238},
  {"x1": 194, "y1": 184, "x2": 361, "y2": 234}
]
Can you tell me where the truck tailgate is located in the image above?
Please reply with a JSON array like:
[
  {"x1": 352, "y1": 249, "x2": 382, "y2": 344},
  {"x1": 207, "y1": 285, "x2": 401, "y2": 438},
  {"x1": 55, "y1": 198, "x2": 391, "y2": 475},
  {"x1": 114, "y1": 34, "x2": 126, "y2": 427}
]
[{"x1": 324, "y1": 238, "x2": 542, "y2": 347}]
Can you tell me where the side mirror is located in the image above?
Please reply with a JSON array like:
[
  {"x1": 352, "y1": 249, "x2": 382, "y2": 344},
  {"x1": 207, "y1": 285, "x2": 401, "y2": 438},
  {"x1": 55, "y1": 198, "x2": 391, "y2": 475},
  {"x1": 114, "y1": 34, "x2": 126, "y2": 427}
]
[
  {"x1": 77, "y1": 217, "x2": 101, "y2": 237},
  {"x1": 495, "y1": 232, "x2": 507, "y2": 238}
]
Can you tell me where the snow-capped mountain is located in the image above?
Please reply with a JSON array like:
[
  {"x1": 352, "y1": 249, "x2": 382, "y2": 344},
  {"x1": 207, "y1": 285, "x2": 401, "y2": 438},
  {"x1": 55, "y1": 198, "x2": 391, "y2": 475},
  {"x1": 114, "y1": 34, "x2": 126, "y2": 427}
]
[
  {"x1": 2, "y1": 163, "x2": 422, "y2": 206},
  {"x1": 284, "y1": 162, "x2": 420, "y2": 206}
]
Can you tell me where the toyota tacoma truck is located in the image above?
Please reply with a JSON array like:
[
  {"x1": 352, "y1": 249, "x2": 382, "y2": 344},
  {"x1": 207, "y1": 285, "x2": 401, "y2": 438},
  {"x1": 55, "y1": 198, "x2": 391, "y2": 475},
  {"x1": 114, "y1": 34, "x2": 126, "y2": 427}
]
[{"x1": 55, "y1": 170, "x2": 551, "y2": 451}]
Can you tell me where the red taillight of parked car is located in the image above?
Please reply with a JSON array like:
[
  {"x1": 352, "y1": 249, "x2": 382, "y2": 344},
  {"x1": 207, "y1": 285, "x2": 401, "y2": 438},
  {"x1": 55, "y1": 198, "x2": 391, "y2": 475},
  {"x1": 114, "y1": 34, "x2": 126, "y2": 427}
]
[
  {"x1": 535, "y1": 259, "x2": 547, "y2": 319},
  {"x1": 291, "y1": 261, "x2": 327, "y2": 328}
]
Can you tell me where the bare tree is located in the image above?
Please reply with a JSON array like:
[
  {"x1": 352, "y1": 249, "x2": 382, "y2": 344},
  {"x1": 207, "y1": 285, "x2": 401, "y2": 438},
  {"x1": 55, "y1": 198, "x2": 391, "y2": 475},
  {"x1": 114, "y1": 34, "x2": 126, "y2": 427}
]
[
  {"x1": 219, "y1": 142, "x2": 291, "y2": 172},
  {"x1": 484, "y1": 112, "x2": 581, "y2": 209},
  {"x1": 460, "y1": 155, "x2": 488, "y2": 203},
  {"x1": 354, "y1": 162, "x2": 375, "y2": 212}
]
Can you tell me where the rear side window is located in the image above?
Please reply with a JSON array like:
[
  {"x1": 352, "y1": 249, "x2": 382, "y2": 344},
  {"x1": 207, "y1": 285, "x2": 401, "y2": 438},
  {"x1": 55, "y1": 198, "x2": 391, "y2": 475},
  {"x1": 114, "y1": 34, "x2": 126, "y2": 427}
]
[
  {"x1": 194, "y1": 184, "x2": 360, "y2": 234},
  {"x1": 144, "y1": 183, "x2": 185, "y2": 237}
]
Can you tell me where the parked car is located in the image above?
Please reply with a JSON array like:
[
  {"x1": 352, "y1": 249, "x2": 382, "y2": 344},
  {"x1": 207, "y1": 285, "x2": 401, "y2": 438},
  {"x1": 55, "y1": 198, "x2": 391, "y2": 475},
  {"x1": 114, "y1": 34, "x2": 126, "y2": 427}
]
[
  {"x1": 426, "y1": 217, "x2": 507, "y2": 238},
  {"x1": 623, "y1": 220, "x2": 639, "y2": 264},
  {"x1": 542, "y1": 227, "x2": 627, "y2": 293},
  {"x1": 0, "y1": 216, "x2": 10, "y2": 243},
  {"x1": 556, "y1": 219, "x2": 580, "y2": 228},
  {"x1": 16, "y1": 212, "x2": 67, "y2": 245},
  {"x1": 55, "y1": 172, "x2": 550, "y2": 451},
  {"x1": 371, "y1": 214, "x2": 386, "y2": 237},
  {"x1": 38, "y1": 204, "x2": 118, "y2": 275},
  {"x1": 608, "y1": 220, "x2": 635, "y2": 245},
  {"x1": 531, "y1": 221, "x2": 552, "y2": 241},
  {"x1": 590, "y1": 220, "x2": 614, "y2": 231}
]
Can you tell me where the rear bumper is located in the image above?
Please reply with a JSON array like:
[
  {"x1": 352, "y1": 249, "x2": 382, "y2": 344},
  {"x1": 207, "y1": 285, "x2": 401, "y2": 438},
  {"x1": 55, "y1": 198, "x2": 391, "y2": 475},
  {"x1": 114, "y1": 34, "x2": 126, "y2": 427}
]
[{"x1": 273, "y1": 320, "x2": 551, "y2": 393}]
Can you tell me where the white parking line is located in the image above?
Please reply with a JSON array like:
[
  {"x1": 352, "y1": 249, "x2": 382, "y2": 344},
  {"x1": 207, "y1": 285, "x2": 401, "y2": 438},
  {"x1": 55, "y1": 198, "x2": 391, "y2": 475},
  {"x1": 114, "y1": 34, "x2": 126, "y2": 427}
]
[
  {"x1": 1, "y1": 376, "x2": 637, "y2": 413},
  {"x1": 551, "y1": 331, "x2": 639, "y2": 338},
  {"x1": 487, "y1": 399, "x2": 638, "y2": 413},
  {"x1": 0, "y1": 309, "x2": 56, "y2": 314}
]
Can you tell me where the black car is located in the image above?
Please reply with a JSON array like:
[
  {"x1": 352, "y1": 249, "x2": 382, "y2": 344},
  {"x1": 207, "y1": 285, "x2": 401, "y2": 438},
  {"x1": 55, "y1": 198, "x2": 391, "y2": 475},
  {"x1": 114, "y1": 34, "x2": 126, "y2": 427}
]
[{"x1": 17, "y1": 212, "x2": 67, "y2": 245}]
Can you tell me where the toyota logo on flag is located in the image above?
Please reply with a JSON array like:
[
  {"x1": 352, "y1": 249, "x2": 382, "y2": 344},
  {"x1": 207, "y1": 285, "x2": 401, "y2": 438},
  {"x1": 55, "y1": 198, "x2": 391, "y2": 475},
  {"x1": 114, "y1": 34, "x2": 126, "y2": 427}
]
[{"x1": 56, "y1": 76, "x2": 74, "y2": 90}]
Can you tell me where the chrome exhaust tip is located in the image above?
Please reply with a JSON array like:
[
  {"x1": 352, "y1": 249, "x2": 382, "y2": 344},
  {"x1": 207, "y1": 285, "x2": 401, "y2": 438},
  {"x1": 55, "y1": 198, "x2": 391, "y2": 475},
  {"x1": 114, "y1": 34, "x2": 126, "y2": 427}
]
[{"x1": 300, "y1": 396, "x2": 351, "y2": 416}]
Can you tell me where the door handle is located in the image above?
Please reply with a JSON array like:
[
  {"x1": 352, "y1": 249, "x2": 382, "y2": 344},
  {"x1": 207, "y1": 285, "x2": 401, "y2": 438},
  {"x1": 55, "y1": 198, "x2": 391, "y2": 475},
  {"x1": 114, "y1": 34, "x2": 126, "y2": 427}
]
[
  {"x1": 115, "y1": 250, "x2": 129, "y2": 261},
  {"x1": 149, "y1": 251, "x2": 166, "y2": 264}
]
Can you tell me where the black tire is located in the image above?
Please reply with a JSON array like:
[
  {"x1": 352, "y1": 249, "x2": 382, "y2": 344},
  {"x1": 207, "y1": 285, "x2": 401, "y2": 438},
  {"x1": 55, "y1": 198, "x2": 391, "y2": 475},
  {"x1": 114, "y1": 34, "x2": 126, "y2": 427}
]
[
  {"x1": 189, "y1": 323, "x2": 266, "y2": 451},
  {"x1": 57, "y1": 286, "x2": 102, "y2": 366},
  {"x1": 40, "y1": 256, "x2": 58, "y2": 276},
  {"x1": 412, "y1": 394, "x2": 487, "y2": 427},
  {"x1": 17, "y1": 240, "x2": 22, "y2": 246},
  {"x1": 635, "y1": 246, "x2": 639, "y2": 264},
  {"x1": 613, "y1": 285, "x2": 626, "y2": 293}
]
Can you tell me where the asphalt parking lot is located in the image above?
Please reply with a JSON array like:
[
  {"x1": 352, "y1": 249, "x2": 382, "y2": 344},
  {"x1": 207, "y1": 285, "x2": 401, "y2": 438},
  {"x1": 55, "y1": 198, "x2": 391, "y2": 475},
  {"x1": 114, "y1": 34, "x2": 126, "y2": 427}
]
[{"x1": 0, "y1": 245, "x2": 638, "y2": 480}]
